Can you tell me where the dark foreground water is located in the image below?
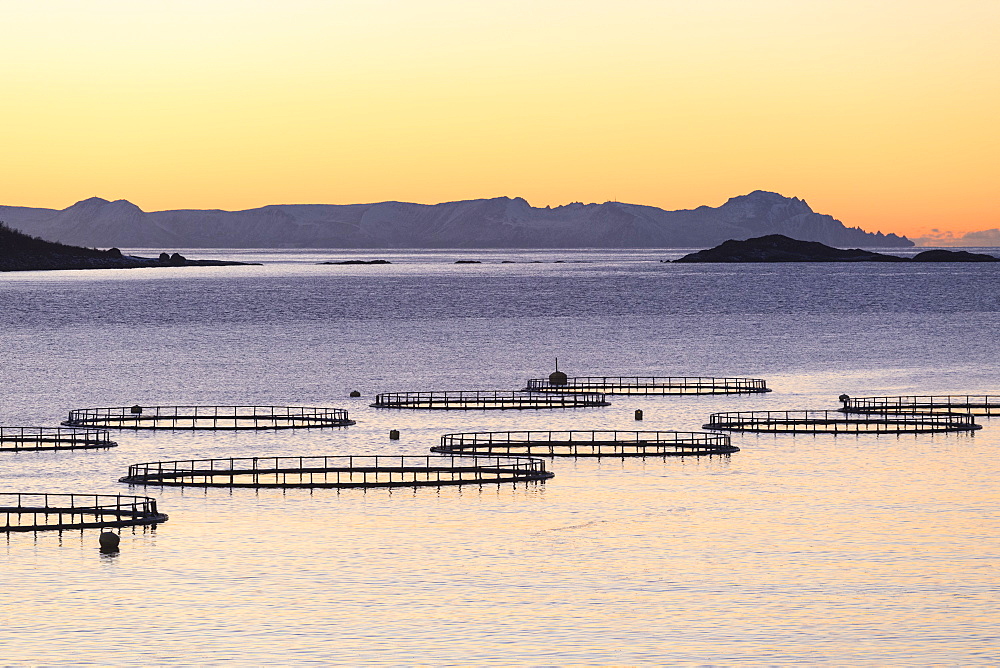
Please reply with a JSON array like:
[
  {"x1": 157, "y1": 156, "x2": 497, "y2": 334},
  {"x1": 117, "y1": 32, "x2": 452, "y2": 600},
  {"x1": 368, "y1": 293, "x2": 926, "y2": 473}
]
[{"x1": 1, "y1": 250, "x2": 998, "y2": 664}]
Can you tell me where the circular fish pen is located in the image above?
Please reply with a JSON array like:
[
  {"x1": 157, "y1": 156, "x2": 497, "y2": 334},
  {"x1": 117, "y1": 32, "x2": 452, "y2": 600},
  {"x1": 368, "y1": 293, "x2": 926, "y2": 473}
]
[
  {"x1": 524, "y1": 376, "x2": 771, "y2": 395},
  {"x1": 371, "y1": 391, "x2": 609, "y2": 410},
  {"x1": 119, "y1": 455, "x2": 554, "y2": 488},
  {"x1": 703, "y1": 410, "x2": 981, "y2": 434},
  {"x1": 432, "y1": 430, "x2": 739, "y2": 457},
  {"x1": 1, "y1": 493, "x2": 167, "y2": 532},
  {"x1": 840, "y1": 395, "x2": 1000, "y2": 416},
  {"x1": 0, "y1": 427, "x2": 117, "y2": 452},
  {"x1": 63, "y1": 405, "x2": 355, "y2": 430}
]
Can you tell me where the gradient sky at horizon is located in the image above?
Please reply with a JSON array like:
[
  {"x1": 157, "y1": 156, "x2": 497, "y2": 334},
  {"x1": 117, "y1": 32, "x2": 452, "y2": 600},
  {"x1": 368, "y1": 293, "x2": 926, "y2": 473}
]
[{"x1": 1, "y1": 0, "x2": 997, "y2": 238}]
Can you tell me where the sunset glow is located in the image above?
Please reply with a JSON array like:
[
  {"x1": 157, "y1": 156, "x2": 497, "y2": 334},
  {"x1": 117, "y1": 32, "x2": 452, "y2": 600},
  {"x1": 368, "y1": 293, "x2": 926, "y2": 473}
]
[{"x1": 2, "y1": 0, "x2": 997, "y2": 239}]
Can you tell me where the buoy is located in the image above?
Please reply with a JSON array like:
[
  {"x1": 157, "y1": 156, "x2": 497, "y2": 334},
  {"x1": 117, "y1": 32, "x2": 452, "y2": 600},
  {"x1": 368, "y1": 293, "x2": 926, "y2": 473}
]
[
  {"x1": 99, "y1": 531, "x2": 120, "y2": 549},
  {"x1": 634, "y1": 409, "x2": 643, "y2": 421},
  {"x1": 548, "y1": 358, "x2": 568, "y2": 386},
  {"x1": 349, "y1": 390, "x2": 361, "y2": 398},
  {"x1": 389, "y1": 429, "x2": 400, "y2": 440}
]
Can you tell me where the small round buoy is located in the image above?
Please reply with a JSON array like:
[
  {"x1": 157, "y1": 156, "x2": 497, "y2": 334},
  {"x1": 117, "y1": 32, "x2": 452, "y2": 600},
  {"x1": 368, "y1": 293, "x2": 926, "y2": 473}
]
[
  {"x1": 99, "y1": 531, "x2": 120, "y2": 549},
  {"x1": 547, "y1": 358, "x2": 568, "y2": 385},
  {"x1": 389, "y1": 429, "x2": 400, "y2": 440},
  {"x1": 634, "y1": 409, "x2": 643, "y2": 421},
  {"x1": 349, "y1": 390, "x2": 361, "y2": 398}
]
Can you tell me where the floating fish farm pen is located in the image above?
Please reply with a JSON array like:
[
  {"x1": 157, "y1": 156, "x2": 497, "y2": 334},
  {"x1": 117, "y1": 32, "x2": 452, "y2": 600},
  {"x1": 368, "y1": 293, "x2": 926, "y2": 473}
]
[
  {"x1": 0, "y1": 427, "x2": 117, "y2": 452},
  {"x1": 703, "y1": 410, "x2": 981, "y2": 434},
  {"x1": 119, "y1": 455, "x2": 555, "y2": 488},
  {"x1": 432, "y1": 430, "x2": 739, "y2": 457},
  {"x1": 63, "y1": 405, "x2": 355, "y2": 430},
  {"x1": 370, "y1": 391, "x2": 609, "y2": 410},
  {"x1": 1, "y1": 493, "x2": 167, "y2": 532},
  {"x1": 840, "y1": 395, "x2": 1000, "y2": 416},
  {"x1": 524, "y1": 376, "x2": 771, "y2": 395}
]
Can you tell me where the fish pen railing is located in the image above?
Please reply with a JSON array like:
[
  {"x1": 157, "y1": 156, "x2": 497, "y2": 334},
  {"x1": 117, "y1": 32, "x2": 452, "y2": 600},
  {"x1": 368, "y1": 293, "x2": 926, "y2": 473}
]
[
  {"x1": 524, "y1": 376, "x2": 771, "y2": 395},
  {"x1": 432, "y1": 430, "x2": 739, "y2": 457},
  {"x1": 841, "y1": 395, "x2": 1000, "y2": 416},
  {"x1": 63, "y1": 405, "x2": 355, "y2": 430},
  {"x1": 0, "y1": 427, "x2": 117, "y2": 451},
  {"x1": 119, "y1": 455, "x2": 554, "y2": 488},
  {"x1": 371, "y1": 391, "x2": 609, "y2": 410},
  {"x1": 703, "y1": 410, "x2": 981, "y2": 434},
  {"x1": 1, "y1": 493, "x2": 167, "y2": 532}
]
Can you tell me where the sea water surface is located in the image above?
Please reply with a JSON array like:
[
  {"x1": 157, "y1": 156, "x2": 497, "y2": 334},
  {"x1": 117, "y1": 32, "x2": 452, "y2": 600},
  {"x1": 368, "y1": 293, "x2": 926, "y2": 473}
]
[{"x1": 1, "y1": 249, "x2": 998, "y2": 665}]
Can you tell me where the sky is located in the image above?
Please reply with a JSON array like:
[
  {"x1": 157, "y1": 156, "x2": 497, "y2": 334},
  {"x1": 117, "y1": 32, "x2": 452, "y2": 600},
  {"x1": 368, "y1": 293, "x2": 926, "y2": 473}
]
[{"x1": 1, "y1": 0, "x2": 997, "y2": 240}]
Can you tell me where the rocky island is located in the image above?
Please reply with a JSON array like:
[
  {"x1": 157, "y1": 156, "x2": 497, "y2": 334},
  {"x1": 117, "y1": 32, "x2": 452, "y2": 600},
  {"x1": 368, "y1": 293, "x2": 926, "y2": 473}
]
[
  {"x1": 318, "y1": 259, "x2": 391, "y2": 265},
  {"x1": 0, "y1": 223, "x2": 258, "y2": 272},
  {"x1": 910, "y1": 249, "x2": 1000, "y2": 262},
  {"x1": 675, "y1": 235, "x2": 998, "y2": 263}
]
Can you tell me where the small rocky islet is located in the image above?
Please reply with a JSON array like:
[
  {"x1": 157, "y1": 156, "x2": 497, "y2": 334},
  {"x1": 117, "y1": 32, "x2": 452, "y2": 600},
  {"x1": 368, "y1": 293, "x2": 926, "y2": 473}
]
[
  {"x1": 674, "y1": 234, "x2": 999, "y2": 263},
  {"x1": 318, "y1": 259, "x2": 392, "y2": 265},
  {"x1": 0, "y1": 223, "x2": 258, "y2": 272}
]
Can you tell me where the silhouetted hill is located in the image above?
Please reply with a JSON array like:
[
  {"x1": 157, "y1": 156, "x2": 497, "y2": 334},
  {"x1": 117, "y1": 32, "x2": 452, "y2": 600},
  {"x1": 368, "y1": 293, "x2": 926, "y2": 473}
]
[
  {"x1": 674, "y1": 235, "x2": 998, "y2": 262},
  {"x1": 0, "y1": 223, "x2": 257, "y2": 271},
  {"x1": 0, "y1": 191, "x2": 913, "y2": 248},
  {"x1": 911, "y1": 249, "x2": 999, "y2": 262}
]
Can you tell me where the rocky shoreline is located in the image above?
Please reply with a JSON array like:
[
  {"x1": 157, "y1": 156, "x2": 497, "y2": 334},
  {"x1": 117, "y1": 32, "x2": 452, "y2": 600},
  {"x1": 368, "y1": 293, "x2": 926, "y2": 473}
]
[{"x1": 0, "y1": 223, "x2": 258, "y2": 272}]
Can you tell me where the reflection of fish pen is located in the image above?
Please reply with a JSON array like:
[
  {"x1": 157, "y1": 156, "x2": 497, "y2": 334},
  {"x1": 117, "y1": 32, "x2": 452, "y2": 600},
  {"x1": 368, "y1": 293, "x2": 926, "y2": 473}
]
[
  {"x1": 119, "y1": 455, "x2": 554, "y2": 487},
  {"x1": 704, "y1": 410, "x2": 981, "y2": 433},
  {"x1": 0, "y1": 427, "x2": 117, "y2": 451},
  {"x1": 63, "y1": 405, "x2": 355, "y2": 430},
  {"x1": 1, "y1": 493, "x2": 167, "y2": 532},
  {"x1": 525, "y1": 376, "x2": 770, "y2": 395},
  {"x1": 371, "y1": 391, "x2": 609, "y2": 410},
  {"x1": 841, "y1": 395, "x2": 1000, "y2": 416},
  {"x1": 432, "y1": 430, "x2": 739, "y2": 457}
]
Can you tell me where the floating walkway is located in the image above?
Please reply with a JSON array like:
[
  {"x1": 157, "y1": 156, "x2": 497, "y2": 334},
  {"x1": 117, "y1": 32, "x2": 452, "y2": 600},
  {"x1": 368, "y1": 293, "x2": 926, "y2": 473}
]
[
  {"x1": 1, "y1": 493, "x2": 167, "y2": 532},
  {"x1": 431, "y1": 430, "x2": 738, "y2": 457},
  {"x1": 0, "y1": 427, "x2": 117, "y2": 452},
  {"x1": 119, "y1": 455, "x2": 555, "y2": 488},
  {"x1": 840, "y1": 395, "x2": 1000, "y2": 416},
  {"x1": 703, "y1": 410, "x2": 981, "y2": 434},
  {"x1": 524, "y1": 376, "x2": 770, "y2": 395},
  {"x1": 63, "y1": 405, "x2": 355, "y2": 430},
  {"x1": 371, "y1": 391, "x2": 609, "y2": 410}
]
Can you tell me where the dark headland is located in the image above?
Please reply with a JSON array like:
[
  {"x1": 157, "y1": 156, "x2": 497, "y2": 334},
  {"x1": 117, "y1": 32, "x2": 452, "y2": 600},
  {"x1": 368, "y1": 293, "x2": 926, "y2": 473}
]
[
  {"x1": 674, "y1": 235, "x2": 999, "y2": 263},
  {"x1": 0, "y1": 223, "x2": 258, "y2": 272}
]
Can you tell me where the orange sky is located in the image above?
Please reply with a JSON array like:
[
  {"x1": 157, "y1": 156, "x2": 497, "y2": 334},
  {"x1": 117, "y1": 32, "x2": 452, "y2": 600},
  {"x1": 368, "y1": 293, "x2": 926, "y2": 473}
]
[{"x1": 1, "y1": 0, "x2": 997, "y2": 239}]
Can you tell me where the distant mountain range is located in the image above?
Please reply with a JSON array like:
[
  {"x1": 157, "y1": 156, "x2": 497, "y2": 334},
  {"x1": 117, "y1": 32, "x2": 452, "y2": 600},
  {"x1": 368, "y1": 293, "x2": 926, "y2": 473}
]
[{"x1": 0, "y1": 191, "x2": 913, "y2": 248}]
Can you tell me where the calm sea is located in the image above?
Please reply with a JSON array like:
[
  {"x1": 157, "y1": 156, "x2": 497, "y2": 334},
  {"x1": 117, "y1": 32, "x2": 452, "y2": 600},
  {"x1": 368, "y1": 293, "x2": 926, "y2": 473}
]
[{"x1": 1, "y1": 249, "x2": 998, "y2": 665}]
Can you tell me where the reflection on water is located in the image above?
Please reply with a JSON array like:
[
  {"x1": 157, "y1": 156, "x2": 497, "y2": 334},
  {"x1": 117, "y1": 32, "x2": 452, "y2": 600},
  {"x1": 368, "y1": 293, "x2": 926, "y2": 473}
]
[
  {"x1": 0, "y1": 252, "x2": 998, "y2": 664},
  {"x1": 98, "y1": 546, "x2": 120, "y2": 559}
]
